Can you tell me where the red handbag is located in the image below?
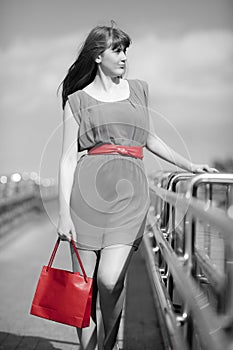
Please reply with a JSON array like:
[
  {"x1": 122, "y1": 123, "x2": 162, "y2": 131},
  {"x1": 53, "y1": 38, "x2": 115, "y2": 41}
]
[{"x1": 30, "y1": 237, "x2": 93, "y2": 328}]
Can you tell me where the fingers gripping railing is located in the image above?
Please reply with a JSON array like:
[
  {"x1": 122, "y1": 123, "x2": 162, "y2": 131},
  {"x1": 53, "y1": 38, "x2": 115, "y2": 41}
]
[{"x1": 144, "y1": 172, "x2": 233, "y2": 350}]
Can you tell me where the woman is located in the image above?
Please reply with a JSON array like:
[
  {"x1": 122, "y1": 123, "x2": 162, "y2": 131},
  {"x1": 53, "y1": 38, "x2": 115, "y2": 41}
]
[{"x1": 57, "y1": 21, "x2": 216, "y2": 350}]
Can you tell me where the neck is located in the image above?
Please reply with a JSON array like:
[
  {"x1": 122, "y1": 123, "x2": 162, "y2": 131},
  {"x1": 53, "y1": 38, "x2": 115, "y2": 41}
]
[{"x1": 92, "y1": 71, "x2": 121, "y2": 93}]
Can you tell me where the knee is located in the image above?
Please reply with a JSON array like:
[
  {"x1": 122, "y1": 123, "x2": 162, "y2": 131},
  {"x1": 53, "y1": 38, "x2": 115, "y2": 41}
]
[{"x1": 97, "y1": 271, "x2": 124, "y2": 295}]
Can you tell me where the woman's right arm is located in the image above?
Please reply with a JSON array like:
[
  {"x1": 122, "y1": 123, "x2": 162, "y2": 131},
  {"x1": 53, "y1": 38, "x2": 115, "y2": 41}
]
[{"x1": 57, "y1": 101, "x2": 79, "y2": 241}]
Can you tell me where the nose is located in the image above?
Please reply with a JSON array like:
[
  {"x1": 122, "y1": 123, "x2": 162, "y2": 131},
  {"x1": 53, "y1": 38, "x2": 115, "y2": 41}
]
[{"x1": 120, "y1": 51, "x2": 127, "y2": 61}]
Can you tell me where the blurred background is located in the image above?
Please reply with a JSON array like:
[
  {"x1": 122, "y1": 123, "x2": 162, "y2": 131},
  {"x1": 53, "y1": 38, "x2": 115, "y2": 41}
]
[{"x1": 1, "y1": 0, "x2": 233, "y2": 180}]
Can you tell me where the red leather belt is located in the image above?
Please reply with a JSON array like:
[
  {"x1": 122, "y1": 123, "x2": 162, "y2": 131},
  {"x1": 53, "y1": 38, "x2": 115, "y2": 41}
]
[{"x1": 88, "y1": 144, "x2": 143, "y2": 159}]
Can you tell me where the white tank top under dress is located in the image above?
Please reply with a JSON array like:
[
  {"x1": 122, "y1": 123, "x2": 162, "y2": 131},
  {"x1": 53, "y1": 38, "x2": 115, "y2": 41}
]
[{"x1": 67, "y1": 79, "x2": 151, "y2": 251}]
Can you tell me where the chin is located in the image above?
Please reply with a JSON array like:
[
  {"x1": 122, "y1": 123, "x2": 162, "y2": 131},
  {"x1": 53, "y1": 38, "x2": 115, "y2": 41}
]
[{"x1": 114, "y1": 70, "x2": 124, "y2": 78}]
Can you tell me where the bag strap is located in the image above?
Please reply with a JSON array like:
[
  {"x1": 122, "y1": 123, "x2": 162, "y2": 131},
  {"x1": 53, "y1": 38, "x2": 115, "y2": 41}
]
[
  {"x1": 70, "y1": 237, "x2": 89, "y2": 282},
  {"x1": 47, "y1": 237, "x2": 88, "y2": 282}
]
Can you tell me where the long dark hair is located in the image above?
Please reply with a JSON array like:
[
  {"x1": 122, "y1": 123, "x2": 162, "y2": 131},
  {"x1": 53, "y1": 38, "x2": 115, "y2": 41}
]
[{"x1": 59, "y1": 21, "x2": 132, "y2": 109}]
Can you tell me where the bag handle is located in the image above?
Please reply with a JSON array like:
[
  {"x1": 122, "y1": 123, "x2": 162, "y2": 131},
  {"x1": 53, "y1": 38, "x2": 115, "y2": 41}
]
[{"x1": 47, "y1": 237, "x2": 88, "y2": 282}]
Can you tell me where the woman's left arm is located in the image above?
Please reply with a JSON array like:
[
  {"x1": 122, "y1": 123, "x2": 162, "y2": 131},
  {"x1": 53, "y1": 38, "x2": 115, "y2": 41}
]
[{"x1": 146, "y1": 128, "x2": 218, "y2": 173}]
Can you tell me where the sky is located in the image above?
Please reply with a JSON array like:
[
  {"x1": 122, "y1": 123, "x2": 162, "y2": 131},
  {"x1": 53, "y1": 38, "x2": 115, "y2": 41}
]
[{"x1": 0, "y1": 0, "x2": 233, "y2": 180}]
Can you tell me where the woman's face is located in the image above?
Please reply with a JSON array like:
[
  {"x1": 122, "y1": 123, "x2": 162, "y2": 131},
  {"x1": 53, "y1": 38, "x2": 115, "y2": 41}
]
[{"x1": 97, "y1": 46, "x2": 128, "y2": 77}]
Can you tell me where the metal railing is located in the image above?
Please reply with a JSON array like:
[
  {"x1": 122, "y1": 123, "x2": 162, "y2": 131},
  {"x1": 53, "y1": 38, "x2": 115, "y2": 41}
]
[{"x1": 143, "y1": 171, "x2": 233, "y2": 350}]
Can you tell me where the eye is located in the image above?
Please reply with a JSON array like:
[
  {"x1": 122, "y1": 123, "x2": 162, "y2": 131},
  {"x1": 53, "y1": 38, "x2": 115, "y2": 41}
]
[
  {"x1": 113, "y1": 47, "x2": 128, "y2": 54},
  {"x1": 113, "y1": 48, "x2": 122, "y2": 53}
]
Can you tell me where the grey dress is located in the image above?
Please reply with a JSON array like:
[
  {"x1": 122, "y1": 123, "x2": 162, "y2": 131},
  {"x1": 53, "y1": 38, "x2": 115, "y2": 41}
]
[{"x1": 67, "y1": 79, "x2": 151, "y2": 250}]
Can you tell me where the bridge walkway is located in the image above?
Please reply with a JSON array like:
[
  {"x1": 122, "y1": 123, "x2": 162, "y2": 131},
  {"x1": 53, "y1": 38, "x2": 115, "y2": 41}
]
[{"x1": 0, "y1": 201, "x2": 166, "y2": 350}]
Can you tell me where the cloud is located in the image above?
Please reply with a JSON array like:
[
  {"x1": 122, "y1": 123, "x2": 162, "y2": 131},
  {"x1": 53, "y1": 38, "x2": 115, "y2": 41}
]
[
  {"x1": 127, "y1": 29, "x2": 233, "y2": 97},
  {"x1": 1, "y1": 28, "x2": 233, "y2": 118},
  {"x1": 0, "y1": 29, "x2": 232, "y2": 176},
  {"x1": 0, "y1": 34, "x2": 85, "y2": 117}
]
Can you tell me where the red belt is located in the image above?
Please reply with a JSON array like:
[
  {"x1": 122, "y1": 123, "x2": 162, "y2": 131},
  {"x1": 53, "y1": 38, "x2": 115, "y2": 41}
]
[{"x1": 88, "y1": 144, "x2": 143, "y2": 159}]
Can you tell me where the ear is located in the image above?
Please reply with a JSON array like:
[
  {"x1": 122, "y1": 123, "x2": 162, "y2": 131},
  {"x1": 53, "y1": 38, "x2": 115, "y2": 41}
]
[{"x1": 95, "y1": 56, "x2": 102, "y2": 64}]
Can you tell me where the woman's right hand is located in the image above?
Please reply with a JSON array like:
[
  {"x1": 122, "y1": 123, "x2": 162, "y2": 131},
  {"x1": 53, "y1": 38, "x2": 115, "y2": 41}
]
[{"x1": 57, "y1": 213, "x2": 77, "y2": 242}]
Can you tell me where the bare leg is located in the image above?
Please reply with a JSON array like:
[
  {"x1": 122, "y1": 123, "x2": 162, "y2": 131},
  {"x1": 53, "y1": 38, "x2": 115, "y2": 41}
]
[
  {"x1": 70, "y1": 245, "x2": 99, "y2": 350},
  {"x1": 97, "y1": 244, "x2": 135, "y2": 350}
]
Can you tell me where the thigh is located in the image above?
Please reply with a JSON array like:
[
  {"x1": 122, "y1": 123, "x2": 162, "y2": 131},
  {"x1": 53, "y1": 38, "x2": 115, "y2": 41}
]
[
  {"x1": 98, "y1": 245, "x2": 135, "y2": 286},
  {"x1": 70, "y1": 244, "x2": 98, "y2": 278}
]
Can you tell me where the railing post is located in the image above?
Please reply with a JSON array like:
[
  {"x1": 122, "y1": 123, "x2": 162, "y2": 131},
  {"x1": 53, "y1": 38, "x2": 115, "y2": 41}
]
[
  {"x1": 224, "y1": 239, "x2": 233, "y2": 326},
  {"x1": 147, "y1": 172, "x2": 233, "y2": 350}
]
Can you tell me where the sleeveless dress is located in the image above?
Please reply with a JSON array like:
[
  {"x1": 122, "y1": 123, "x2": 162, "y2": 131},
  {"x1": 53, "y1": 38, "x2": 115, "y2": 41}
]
[{"x1": 67, "y1": 79, "x2": 151, "y2": 250}]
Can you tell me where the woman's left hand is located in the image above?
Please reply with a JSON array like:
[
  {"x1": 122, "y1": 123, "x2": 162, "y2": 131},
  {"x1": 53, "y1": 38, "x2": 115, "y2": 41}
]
[{"x1": 191, "y1": 163, "x2": 219, "y2": 173}]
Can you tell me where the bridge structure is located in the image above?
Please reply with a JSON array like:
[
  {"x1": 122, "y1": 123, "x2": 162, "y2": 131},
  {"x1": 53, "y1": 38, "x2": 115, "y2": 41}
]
[
  {"x1": 144, "y1": 171, "x2": 233, "y2": 350},
  {"x1": 0, "y1": 170, "x2": 232, "y2": 349}
]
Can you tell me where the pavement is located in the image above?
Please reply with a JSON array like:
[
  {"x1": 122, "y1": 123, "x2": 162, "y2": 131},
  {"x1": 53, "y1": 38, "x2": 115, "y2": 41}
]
[{"x1": 0, "y1": 202, "x2": 165, "y2": 350}]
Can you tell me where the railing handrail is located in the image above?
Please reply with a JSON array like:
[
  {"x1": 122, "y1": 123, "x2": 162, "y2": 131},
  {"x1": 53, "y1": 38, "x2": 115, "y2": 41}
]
[
  {"x1": 166, "y1": 172, "x2": 194, "y2": 192},
  {"x1": 151, "y1": 185, "x2": 233, "y2": 243},
  {"x1": 142, "y1": 234, "x2": 189, "y2": 350},
  {"x1": 185, "y1": 173, "x2": 233, "y2": 200},
  {"x1": 147, "y1": 177, "x2": 233, "y2": 349},
  {"x1": 146, "y1": 215, "x2": 231, "y2": 350},
  {"x1": 145, "y1": 172, "x2": 233, "y2": 349},
  {"x1": 194, "y1": 249, "x2": 226, "y2": 294}
]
